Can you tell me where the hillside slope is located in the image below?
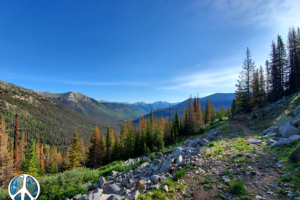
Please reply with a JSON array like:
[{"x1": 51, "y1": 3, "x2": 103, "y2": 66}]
[{"x1": 0, "y1": 80, "x2": 128, "y2": 154}]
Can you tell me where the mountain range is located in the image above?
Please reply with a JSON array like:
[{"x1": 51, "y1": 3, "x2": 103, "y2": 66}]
[
  {"x1": 107, "y1": 101, "x2": 180, "y2": 115},
  {"x1": 133, "y1": 93, "x2": 235, "y2": 123}
]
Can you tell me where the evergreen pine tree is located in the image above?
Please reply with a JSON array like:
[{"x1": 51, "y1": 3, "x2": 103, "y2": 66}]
[
  {"x1": 126, "y1": 118, "x2": 135, "y2": 159},
  {"x1": 23, "y1": 140, "x2": 39, "y2": 176},
  {"x1": 99, "y1": 135, "x2": 106, "y2": 166},
  {"x1": 88, "y1": 126, "x2": 101, "y2": 168},
  {"x1": 67, "y1": 128, "x2": 83, "y2": 169}
]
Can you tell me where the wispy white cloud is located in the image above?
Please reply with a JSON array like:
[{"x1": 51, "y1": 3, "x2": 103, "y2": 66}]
[
  {"x1": 62, "y1": 80, "x2": 149, "y2": 86},
  {"x1": 161, "y1": 66, "x2": 241, "y2": 91}
]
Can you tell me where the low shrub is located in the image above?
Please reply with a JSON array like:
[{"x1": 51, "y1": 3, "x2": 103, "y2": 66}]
[
  {"x1": 230, "y1": 179, "x2": 247, "y2": 196},
  {"x1": 208, "y1": 142, "x2": 216, "y2": 147},
  {"x1": 149, "y1": 153, "x2": 155, "y2": 160},
  {"x1": 174, "y1": 170, "x2": 186, "y2": 180},
  {"x1": 112, "y1": 165, "x2": 129, "y2": 172},
  {"x1": 152, "y1": 189, "x2": 167, "y2": 199}
]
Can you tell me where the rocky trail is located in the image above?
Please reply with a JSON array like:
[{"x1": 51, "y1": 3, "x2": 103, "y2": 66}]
[{"x1": 66, "y1": 95, "x2": 300, "y2": 200}]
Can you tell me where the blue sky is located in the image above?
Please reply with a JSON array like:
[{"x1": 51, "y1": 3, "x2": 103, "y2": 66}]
[{"x1": 1, "y1": 0, "x2": 299, "y2": 103}]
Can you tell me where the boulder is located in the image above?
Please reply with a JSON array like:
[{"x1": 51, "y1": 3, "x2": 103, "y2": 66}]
[
  {"x1": 249, "y1": 126, "x2": 256, "y2": 130},
  {"x1": 158, "y1": 158, "x2": 173, "y2": 173},
  {"x1": 107, "y1": 195, "x2": 122, "y2": 200},
  {"x1": 73, "y1": 194, "x2": 83, "y2": 200},
  {"x1": 289, "y1": 135, "x2": 300, "y2": 141},
  {"x1": 122, "y1": 159, "x2": 135, "y2": 166},
  {"x1": 184, "y1": 140, "x2": 191, "y2": 147},
  {"x1": 111, "y1": 171, "x2": 118, "y2": 176},
  {"x1": 102, "y1": 184, "x2": 121, "y2": 194},
  {"x1": 136, "y1": 180, "x2": 143, "y2": 191},
  {"x1": 200, "y1": 138, "x2": 209, "y2": 145},
  {"x1": 289, "y1": 146, "x2": 300, "y2": 161},
  {"x1": 292, "y1": 118, "x2": 300, "y2": 126},
  {"x1": 185, "y1": 147, "x2": 195, "y2": 152},
  {"x1": 163, "y1": 185, "x2": 168, "y2": 192},
  {"x1": 150, "y1": 175, "x2": 160, "y2": 183},
  {"x1": 263, "y1": 132, "x2": 277, "y2": 138},
  {"x1": 279, "y1": 123, "x2": 299, "y2": 137},
  {"x1": 271, "y1": 138, "x2": 292, "y2": 147},
  {"x1": 248, "y1": 139, "x2": 261, "y2": 144},
  {"x1": 99, "y1": 176, "x2": 106, "y2": 188},
  {"x1": 176, "y1": 155, "x2": 183, "y2": 164},
  {"x1": 170, "y1": 147, "x2": 183, "y2": 157},
  {"x1": 81, "y1": 182, "x2": 91, "y2": 189},
  {"x1": 130, "y1": 190, "x2": 140, "y2": 200}
]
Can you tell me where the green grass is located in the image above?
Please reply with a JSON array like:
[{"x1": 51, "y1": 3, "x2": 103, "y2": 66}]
[
  {"x1": 230, "y1": 179, "x2": 247, "y2": 196},
  {"x1": 222, "y1": 170, "x2": 230, "y2": 175},
  {"x1": 174, "y1": 170, "x2": 186, "y2": 180},
  {"x1": 177, "y1": 183, "x2": 185, "y2": 191},
  {"x1": 184, "y1": 165, "x2": 194, "y2": 170},
  {"x1": 200, "y1": 177, "x2": 212, "y2": 184},
  {"x1": 278, "y1": 188, "x2": 287, "y2": 196}
]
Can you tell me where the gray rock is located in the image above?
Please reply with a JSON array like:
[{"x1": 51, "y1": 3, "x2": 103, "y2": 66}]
[
  {"x1": 157, "y1": 158, "x2": 173, "y2": 173},
  {"x1": 170, "y1": 147, "x2": 183, "y2": 157},
  {"x1": 279, "y1": 123, "x2": 299, "y2": 137},
  {"x1": 73, "y1": 194, "x2": 83, "y2": 200},
  {"x1": 289, "y1": 135, "x2": 300, "y2": 141},
  {"x1": 99, "y1": 176, "x2": 106, "y2": 188},
  {"x1": 200, "y1": 138, "x2": 209, "y2": 145},
  {"x1": 81, "y1": 182, "x2": 91, "y2": 189},
  {"x1": 184, "y1": 140, "x2": 191, "y2": 147},
  {"x1": 107, "y1": 195, "x2": 122, "y2": 200},
  {"x1": 263, "y1": 132, "x2": 277, "y2": 138},
  {"x1": 185, "y1": 147, "x2": 195, "y2": 152},
  {"x1": 150, "y1": 175, "x2": 160, "y2": 183},
  {"x1": 271, "y1": 138, "x2": 292, "y2": 147},
  {"x1": 222, "y1": 177, "x2": 230, "y2": 184},
  {"x1": 163, "y1": 185, "x2": 168, "y2": 192},
  {"x1": 102, "y1": 184, "x2": 121, "y2": 194},
  {"x1": 249, "y1": 139, "x2": 261, "y2": 144},
  {"x1": 122, "y1": 159, "x2": 135, "y2": 166},
  {"x1": 250, "y1": 126, "x2": 256, "y2": 130},
  {"x1": 130, "y1": 190, "x2": 140, "y2": 200},
  {"x1": 176, "y1": 155, "x2": 183, "y2": 164},
  {"x1": 111, "y1": 171, "x2": 118, "y2": 176}
]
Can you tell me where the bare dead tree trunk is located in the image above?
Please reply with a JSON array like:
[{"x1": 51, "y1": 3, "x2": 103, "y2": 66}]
[{"x1": 14, "y1": 113, "x2": 19, "y2": 174}]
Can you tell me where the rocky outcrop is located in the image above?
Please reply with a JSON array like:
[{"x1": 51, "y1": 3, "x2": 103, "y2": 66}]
[{"x1": 279, "y1": 123, "x2": 299, "y2": 138}]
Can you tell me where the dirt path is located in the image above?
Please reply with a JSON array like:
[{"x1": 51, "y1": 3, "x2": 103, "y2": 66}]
[{"x1": 228, "y1": 119, "x2": 256, "y2": 138}]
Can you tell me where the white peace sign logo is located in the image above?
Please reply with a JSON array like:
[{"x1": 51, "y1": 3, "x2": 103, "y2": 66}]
[{"x1": 8, "y1": 174, "x2": 41, "y2": 200}]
